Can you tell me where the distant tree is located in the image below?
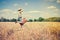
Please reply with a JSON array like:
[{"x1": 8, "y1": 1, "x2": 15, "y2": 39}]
[
  {"x1": 0, "y1": 17, "x2": 60, "y2": 22},
  {"x1": 38, "y1": 17, "x2": 44, "y2": 22},
  {"x1": 0, "y1": 17, "x2": 10, "y2": 22},
  {"x1": 0, "y1": 17, "x2": 17, "y2": 22},
  {"x1": 6, "y1": 19, "x2": 10, "y2": 22},
  {"x1": 0, "y1": 17, "x2": 7, "y2": 22},
  {"x1": 34, "y1": 19, "x2": 37, "y2": 22},
  {"x1": 10, "y1": 18, "x2": 17, "y2": 22},
  {"x1": 28, "y1": 19, "x2": 33, "y2": 22},
  {"x1": 0, "y1": 19, "x2": 1, "y2": 22},
  {"x1": 0, "y1": 17, "x2": 4, "y2": 22},
  {"x1": 45, "y1": 17, "x2": 60, "y2": 22},
  {"x1": 3, "y1": 18, "x2": 7, "y2": 22}
]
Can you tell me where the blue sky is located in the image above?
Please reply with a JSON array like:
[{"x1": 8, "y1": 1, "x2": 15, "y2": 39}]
[{"x1": 0, "y1": 0, "x2": 60, "y2": 19}]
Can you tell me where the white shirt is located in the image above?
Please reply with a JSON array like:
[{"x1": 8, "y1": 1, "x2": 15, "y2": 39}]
[{"x1": 18, "y1": 12, "x2": 22, "y2": 17}]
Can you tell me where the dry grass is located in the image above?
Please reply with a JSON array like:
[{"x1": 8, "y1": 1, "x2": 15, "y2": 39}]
[{"x1": 0, "y1": 22, "x2": 60, "y2": 40}]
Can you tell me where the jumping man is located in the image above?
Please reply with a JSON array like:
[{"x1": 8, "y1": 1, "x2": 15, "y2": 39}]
[
  {"x1": 18, "y1": 8, "x2": 23, "y2": 23},
  {"x1": 16, "y1": 8, "x2": 27, "y2": 27}
]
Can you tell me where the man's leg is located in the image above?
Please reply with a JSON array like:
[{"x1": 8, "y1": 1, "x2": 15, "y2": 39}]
[{"x1": 19, "y1": 23, "x2": 24, "y2": 28}]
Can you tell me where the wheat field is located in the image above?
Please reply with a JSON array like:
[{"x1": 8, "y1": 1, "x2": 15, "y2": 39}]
[{"x1": 0, "y1": 22, "x2": 60, "y2": 40}]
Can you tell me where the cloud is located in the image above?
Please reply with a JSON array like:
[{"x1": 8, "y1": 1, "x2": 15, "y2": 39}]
[
  {"x1": 0, "y1": 9, "x2": 17, "y2": 14},
  {"x1": 48, "y1": 6, "x2": 56, "y2": 9},
  {"x1": 57, "y1": 0, "x2": 60, "y2": 3},
  {"x1": 44, "y1": 0, "x2": 55, "y2": 2},
  {"x1": 24, "y1": 10, "x2": 51, "y2": 18},
  {"x1": 44, "y1": 0, "x2": 60, "y2": 3},
  {"x1": 25, "y1": 10, "x2": 51, "y2": 18},
  {"x1": 28, "y1": 11, "x2": 41, "y2": 13},
  {"x1": 0, "y1": 9, "x2": 18, "y2": 19},
  {"x1": 47, "y1": 6, "x2": 60, "y2": 17},
  {"x1": 43, "y1": 12, "x2": 51, "y2": 18},
  {"x1": 0, "y1": 9, "x2": 13, "y2": 13},
  {"x1": 47, "y1": 6, "x2": 59, "y2": 12},
  {"x1": 25, "y1": 2, "x2": 28, "y2": 6}
]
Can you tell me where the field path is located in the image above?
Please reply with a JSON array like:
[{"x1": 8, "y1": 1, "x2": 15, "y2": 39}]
[{"x1": 0, "y1": 22, "x2": 60, "y2": 40}]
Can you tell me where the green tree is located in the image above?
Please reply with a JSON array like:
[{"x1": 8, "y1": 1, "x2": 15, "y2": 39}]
[
  {"x1": 6, "y1": 19, "x2": 10, "y2": 22},
  {"x1": 34, "y1": 19, "x2": 37, "y2": 22},
  {"x1": 38, "y1": 17, "x2": 44, "y2": 22},
  {"x1": 28, "y1": 19, "x2": 33, "y2": 22},
  {"x1": 10, "y1": 18, "x2": 17, "y2": 22},
  {"x1": 45, "y1": 17, "x2": 60, "y2": 22},
  {"x1": 0, "y1": 17, "x2": 7, "y2": 22},
  {"x1": 0, "y1": 19, "x2": 1, "y2": 22}
]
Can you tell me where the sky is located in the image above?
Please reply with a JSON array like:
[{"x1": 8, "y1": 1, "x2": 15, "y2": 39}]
[{"x1": 0, "y1": 0, "x2": 60, "y2": 19}]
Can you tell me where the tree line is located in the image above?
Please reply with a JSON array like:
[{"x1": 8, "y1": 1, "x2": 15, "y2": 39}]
[
  {"x1": 0, "y1": 17, "x2": 17, "y2": 22},
  {"x1": 28, "y1": 17, "x2": 60, "y2": 22},
  {"x1": 0, "y1": 17, "x2": 60, "y2": 22}
]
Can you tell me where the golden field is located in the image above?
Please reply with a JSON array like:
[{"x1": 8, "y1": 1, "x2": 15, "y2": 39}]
[{"x1": 0, "y1": 22, "x2": 60, "y2": 40}]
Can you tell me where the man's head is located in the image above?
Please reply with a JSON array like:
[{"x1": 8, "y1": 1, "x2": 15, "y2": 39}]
[{"x1": 18, "y1": 9, "x2": 22, "y2": 11}]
